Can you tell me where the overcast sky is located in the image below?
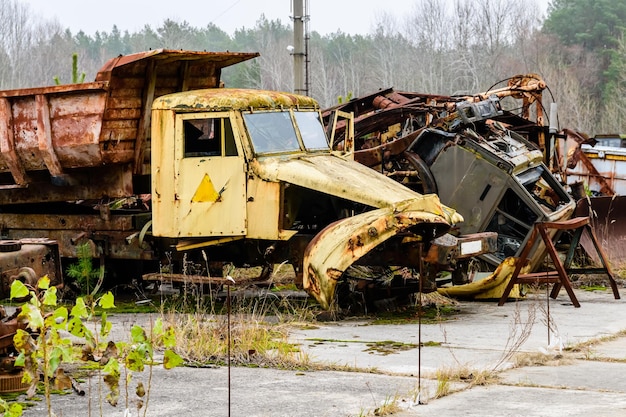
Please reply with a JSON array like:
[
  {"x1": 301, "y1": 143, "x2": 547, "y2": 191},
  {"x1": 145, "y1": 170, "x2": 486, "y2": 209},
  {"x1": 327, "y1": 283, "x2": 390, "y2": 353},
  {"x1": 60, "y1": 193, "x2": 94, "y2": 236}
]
[{"x1": 20, "y1": 0, "x2": 550, "y2": 37}]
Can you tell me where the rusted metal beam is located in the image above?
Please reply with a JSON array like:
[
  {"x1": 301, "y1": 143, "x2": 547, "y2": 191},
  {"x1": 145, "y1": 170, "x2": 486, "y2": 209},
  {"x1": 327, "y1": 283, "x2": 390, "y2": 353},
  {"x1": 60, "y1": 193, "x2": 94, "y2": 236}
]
[
  {"x1": 133, "y1": 60, "x2": 157, "y2": 175},
  {"x1": 0, "y1": 98, "x2": 28, "y2": 187},
  {"x1": 35, "y1": 94, "x2": 64, "y2": 178}
]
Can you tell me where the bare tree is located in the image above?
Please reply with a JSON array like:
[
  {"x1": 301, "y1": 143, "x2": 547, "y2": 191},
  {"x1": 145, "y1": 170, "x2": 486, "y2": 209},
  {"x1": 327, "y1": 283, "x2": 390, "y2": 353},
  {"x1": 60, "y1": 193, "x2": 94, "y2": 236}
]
[{"x1": 0, "y1": 0, "x2": 34, "y2": 87}]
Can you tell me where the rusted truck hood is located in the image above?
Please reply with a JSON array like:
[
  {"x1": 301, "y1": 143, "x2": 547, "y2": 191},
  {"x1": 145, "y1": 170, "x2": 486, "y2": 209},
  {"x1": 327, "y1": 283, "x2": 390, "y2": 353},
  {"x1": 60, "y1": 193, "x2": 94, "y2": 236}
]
[
  {"x1": 250, "y1": 154, "x2": 462, "y2": 224},
  {"x1": 251, "y1": 154, "x2": 462, "y2": 308},
  {"x1": 303, "y1": 200, "x2": 452, "y2": 308}
]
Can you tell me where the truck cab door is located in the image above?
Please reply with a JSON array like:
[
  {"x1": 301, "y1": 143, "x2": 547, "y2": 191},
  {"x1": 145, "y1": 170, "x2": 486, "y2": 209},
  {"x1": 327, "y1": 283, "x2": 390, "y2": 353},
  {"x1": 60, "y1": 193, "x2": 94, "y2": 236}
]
[{"x1": 174, "y1": 112, "x2": 247, "y2": 237}]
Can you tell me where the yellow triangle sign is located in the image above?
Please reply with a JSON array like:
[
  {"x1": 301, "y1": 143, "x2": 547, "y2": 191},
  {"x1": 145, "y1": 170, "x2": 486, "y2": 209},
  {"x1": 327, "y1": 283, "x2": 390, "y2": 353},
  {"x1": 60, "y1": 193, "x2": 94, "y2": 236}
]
[{"x1": 192, "y1": 174, "x2": 220, "y2": 202}]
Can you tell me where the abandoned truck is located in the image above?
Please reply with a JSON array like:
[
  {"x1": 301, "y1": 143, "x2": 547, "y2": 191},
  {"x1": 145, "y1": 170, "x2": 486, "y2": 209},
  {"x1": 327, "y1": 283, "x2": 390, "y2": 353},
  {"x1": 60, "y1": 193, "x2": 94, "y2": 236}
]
[
  {"x1": 0, "y1": 49, "x2": 491, "y2": 309},
  {"x1": 323, "y1": 76, "x2": 576, "y2": 289}
]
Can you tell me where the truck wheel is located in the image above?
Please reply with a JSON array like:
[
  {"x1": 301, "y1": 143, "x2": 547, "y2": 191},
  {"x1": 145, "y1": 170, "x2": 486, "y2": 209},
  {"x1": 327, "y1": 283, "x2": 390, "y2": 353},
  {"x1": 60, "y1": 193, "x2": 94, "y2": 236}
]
[{"x1": 383, "y1": 151, "x2": 437, "y2": 195}]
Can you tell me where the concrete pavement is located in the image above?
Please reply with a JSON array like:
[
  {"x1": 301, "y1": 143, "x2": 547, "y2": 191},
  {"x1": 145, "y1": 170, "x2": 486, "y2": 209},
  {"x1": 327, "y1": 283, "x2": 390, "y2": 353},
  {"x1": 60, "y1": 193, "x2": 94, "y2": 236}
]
[{"x1": 19, "y1": 288, "x2": 626, "y2": 416}]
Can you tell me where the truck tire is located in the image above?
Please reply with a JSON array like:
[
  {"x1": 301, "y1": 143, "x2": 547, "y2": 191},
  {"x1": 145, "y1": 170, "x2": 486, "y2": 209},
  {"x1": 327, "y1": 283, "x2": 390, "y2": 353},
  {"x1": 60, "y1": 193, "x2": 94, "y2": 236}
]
[{"x1": 0, "y1": 241, "x2": 21, "y2": 252}]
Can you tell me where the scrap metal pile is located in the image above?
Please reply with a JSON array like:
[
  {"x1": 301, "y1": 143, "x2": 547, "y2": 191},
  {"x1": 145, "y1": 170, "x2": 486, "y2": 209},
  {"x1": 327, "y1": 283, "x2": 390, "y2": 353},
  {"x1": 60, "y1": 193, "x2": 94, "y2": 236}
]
[{"x1": 323, "y1": 75, "x2": 579, "y2": 295}]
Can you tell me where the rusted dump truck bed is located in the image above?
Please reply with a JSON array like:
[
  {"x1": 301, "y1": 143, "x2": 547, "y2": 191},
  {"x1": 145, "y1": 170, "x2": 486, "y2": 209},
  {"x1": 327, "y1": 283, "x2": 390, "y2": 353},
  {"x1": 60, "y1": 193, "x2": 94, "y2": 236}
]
[{"x1": 0, "y1": 49, "x2": 258, "y2": 188}]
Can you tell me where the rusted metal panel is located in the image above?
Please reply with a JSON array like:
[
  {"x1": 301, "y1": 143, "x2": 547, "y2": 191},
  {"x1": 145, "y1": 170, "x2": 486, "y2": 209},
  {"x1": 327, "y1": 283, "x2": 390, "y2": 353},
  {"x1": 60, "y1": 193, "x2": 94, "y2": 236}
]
[
  {"x1": 4, "y1": 229, "x2": 154, "y2": 260},
  {"x1": 0, "y1": 98, "x2": 27, "y2": 185},
  {"x1": 251, "y1": 154, "x2": 462, "y2": 225},
  {"x1": 1, "y1": 86, "x2": 107, "y2": 174},
  {"x1": 246, "y1": 178, "x2": 285, "y2": 240},
  {"x1": 323, "y1": 79, "x2": 574, "y2": 277},
  {"x1": 0, "y1": 164, "x2": 133, "y2": 204},
  {"x1": 568, "y1": 146, "x2": 626, "y2": 196},
  {"x1": 152, "y1": 88, "x2": 319, "y2": 112},
  {"x1": 94, "y1": 49, "x2": 258, "y2": 81},
  {"x1": 303, "y1": 199, "x2": 451, "y2": 309},
  {"x1": 0, "y1": 239, "x2": 62, "y2": 298},
  {"x1": 0, "y1": 50, "x2": 259, "y2": 198},
  {"x1": 35, "y1": 94, "x2": 64, "y2": 177},
  {"x1": 0, "y1": 212, "x2": 137, "y2": 231}
]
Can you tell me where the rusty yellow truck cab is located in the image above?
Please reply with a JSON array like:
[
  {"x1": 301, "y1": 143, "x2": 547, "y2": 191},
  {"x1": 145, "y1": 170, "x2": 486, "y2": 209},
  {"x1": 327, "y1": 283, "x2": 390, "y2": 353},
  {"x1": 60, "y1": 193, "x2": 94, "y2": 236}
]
[{"x1": 152, "y1": 88, "x2": 465, "y2": 308}]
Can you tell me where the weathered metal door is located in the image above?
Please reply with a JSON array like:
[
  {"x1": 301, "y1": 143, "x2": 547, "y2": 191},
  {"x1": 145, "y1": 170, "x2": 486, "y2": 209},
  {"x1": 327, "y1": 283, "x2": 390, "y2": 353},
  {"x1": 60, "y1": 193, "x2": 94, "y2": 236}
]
[{"x1": 174, "y1": 112, "x2": 247, "y2": 237}]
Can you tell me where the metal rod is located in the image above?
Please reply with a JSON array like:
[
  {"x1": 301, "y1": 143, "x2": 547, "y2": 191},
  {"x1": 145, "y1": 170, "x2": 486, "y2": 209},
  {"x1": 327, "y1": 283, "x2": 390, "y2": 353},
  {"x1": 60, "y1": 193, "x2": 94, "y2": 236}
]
[
  {"x1": 546, "y1": 278, "x2": 550, "y2": 347},
  {"x1": 417, "y1": 242, "x2": 423, "y2": 404},
  {"x1": 226, "y1": 276, "x2": 235, "y2": 417}
]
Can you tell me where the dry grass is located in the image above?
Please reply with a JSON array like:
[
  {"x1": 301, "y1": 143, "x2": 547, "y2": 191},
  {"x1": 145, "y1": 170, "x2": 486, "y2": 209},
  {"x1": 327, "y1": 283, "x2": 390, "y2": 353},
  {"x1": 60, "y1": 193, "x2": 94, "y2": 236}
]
[
  {"x1": 512, "y1": 351, "x2": 570, "y2": 367},
  {"x1": 371, "y1": 394, "x2": 402, "y2": 416},
  {"x1": 160, "y1": 259, "x2": 320, "y2": 370},
  {"x1": 165, "y1": 311, "x2": 312, "y2": 369},
  {"x1": 432, "y1": 366, "x2": 496, "y2": 389}
]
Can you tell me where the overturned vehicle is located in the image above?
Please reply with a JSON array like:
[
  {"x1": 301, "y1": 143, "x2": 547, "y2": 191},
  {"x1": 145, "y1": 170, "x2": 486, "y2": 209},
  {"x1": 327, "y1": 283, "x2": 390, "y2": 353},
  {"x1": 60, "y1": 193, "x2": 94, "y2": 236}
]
[{"x1": 323, "y1": 75, "x2": 576, "y2": 296}]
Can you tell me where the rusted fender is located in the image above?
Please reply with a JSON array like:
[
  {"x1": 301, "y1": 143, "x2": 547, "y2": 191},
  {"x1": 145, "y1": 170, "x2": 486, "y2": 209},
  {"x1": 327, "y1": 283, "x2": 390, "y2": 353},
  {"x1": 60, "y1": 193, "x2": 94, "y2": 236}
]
[
  {"x1": 437, "y1": 257, "x2": 531, "y2": 300},
  {"x1": 303, "y1": 198, "x2": 453, "y2": 309}
]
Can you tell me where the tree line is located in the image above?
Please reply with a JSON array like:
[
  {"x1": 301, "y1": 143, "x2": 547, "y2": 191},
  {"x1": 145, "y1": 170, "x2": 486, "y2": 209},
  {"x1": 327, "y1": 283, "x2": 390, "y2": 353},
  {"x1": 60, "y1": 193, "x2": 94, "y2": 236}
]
[{"x1": 1, "y1": 0, "x2": 625, "y2": 135}]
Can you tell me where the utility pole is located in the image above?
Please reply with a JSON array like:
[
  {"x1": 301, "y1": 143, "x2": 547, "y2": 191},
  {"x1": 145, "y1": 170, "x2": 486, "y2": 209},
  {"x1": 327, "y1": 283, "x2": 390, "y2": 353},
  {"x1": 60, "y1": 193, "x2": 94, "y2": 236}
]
[{"x1": 291, "y1": 0, "x2": 309, "y2": 96}]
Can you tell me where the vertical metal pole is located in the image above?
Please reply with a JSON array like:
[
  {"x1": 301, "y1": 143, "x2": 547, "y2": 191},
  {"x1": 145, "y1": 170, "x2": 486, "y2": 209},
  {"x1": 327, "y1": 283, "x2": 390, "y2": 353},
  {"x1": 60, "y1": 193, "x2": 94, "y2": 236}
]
[
  {"x1": 546, "y1": 281, "x2": 550, "y2": 347},
  {"x1": 292, "y1": 0, "x2": 306, "y2": 95},
  {"x1": 417, "y1": 242, "x2": 423, "y2": 404},
  {"x1": 304, "y1": 0, "x2": 310, "y2": 95},
  {"x1": 226, "y1": 276, "x2": 235, "y2": 417}
]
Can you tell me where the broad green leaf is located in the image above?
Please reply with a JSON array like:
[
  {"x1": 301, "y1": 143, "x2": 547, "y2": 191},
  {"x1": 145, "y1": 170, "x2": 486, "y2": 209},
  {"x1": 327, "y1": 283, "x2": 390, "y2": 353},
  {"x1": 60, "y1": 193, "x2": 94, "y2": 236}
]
[
  {"x1": 46, "y1": 306, "x2": 68, "y2": 330},
  {"x1": 19, "y1": 304, "x2": 43, "y2": 332},
  {"x1": 38, "y1": 275, "x2": 50, "y2": 290},
  {"x1": 71, "y1": 297, "x2": 88, "y2": 319},
  {"x1": 100, "y1": 312, "x2": 112, "y2": 337},
  {"x1": 20, "y1": 370, "x2": 32, "y2": 385},
  {"x1": 7, "y1": 402, "x2": 23, "y2": 417},
  {"x1": 14, "y1": 352, "x2": 25, "y2": 367},
  {"x1": 125, "y1": 350, "x2": 145, "y2": 372},
  {"x1": 163, "y1": 349, "x2": 183, "y2": 369},
  {"x1": 42, "y1": 286, "x2": 57, "y2": 306},
  {"x1": 130, "y1": 325, "x2": 146, "y2": 344},
  {"x1": 48, "y1": 347, "x2": 64, "y2": 376},
  {"x1": 98, "y1": 292, "x2": 115, "y2": 309},
  {"x1": 102, "y1": 357, "x2": 120, "y2": 377},
  {"x1": 84, "y1": 325, "x2": 95, "y2": 346},
  {"x1": 67, "y1": 316, "x2": 86, "y2": 337},
  {"x1": 28, "y1": 292, "x2": 40, "y2": 308},
  {"x1": 12, "y1": 330, "x2": 32, "y2": 353},
  {"x1": 9, "y1": 280, "x2": 29, "y2": 300},
  {"x1": 162, "y1": 327, "x2": 177, "y2": 349},
  {"x1": 152, "y1": 318, "x2": 164, "y2": 339}
]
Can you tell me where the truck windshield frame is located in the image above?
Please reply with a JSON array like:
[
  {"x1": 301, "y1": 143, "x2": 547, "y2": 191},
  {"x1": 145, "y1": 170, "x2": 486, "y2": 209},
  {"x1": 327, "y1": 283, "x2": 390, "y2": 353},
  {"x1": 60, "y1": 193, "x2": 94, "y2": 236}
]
[
  {"x1": 243, "y1": 110, "x2": 329, "y2": 155},
  {"x1": 294, "y1": 111, "x2": 329, "y2": 151}
]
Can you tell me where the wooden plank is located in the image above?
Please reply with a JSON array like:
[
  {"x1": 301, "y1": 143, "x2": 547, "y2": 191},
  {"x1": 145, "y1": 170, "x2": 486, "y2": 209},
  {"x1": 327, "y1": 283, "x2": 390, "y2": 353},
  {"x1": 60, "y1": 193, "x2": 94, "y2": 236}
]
[
  {"x1": 100, "y1": 128, "x2": 138, "y2": 141},
  {"x1": 133, "y1": 60, "x2": 157, "y2": 174},
  {"x1": 106, "y1": 97, "x2": 142, "y2": 110},
  {"x1": 142, "y1": 273, "x2": 230, "y2": 285},
  {"x1": 102, "y1": 120, "x2": 138, "y2": 130},
  {"x1": 104, "y1": 108, "x2": 142, "y2": 120},
  {"x1": 108, "y1": 87, "x2": 143, "y2": 98},
  {"x1": 179, "y1": 61, "x2": 190, "y2": 92}
]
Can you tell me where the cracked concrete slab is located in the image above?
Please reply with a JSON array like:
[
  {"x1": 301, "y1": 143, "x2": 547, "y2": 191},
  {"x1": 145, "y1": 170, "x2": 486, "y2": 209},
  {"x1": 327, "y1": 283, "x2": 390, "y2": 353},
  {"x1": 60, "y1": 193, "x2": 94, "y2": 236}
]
[{"x1": 16, "y1": 288, "x2": 626, "y2": 417}]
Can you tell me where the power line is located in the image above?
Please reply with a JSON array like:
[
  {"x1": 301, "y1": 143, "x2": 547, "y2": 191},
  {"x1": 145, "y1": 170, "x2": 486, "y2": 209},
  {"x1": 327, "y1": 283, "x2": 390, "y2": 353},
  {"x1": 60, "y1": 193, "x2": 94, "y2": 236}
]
[{"x1": 209, "y1": 0, "x2": 242, "y2": 26}]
